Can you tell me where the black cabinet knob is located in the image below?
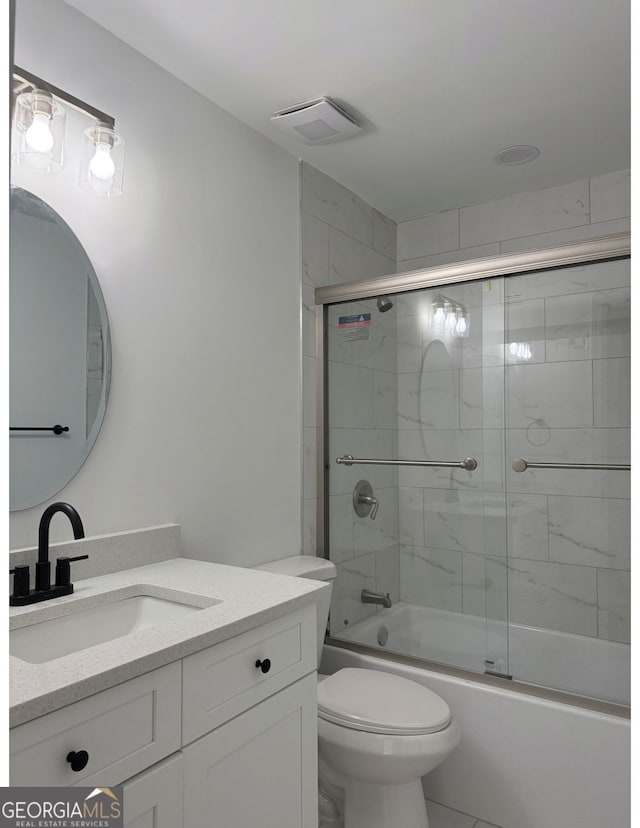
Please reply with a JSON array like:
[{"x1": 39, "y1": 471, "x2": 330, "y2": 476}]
[
  {"x1": 66, "y1": 750, "x2": 89, "y2": 772},
  {"x1": 255, "y1": 658, "x2": 271, "y2": 674}
]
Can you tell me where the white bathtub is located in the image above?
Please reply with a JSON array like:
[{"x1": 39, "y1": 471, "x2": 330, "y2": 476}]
[
  {"x1": 321, "y1": 639, "x2": 630, "y2": 828},
  {"x1": 334, "y1": 601, "x2": 630, "y2": 705}
]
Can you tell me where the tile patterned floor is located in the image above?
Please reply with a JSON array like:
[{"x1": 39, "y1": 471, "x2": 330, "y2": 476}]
[{"x1": 426, "y1": 799, "x2": 501, "y2": 828}]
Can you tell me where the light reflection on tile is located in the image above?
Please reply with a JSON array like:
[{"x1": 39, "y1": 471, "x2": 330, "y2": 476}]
[{"x1": 506, "y1": 297, "x2": 546, "y2": 364}]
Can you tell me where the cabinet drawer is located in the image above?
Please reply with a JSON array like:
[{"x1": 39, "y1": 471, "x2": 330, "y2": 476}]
[
  {"x1": 10, "y1": 662, "x2": 181, "y2": 787},
  {"x1": 182, "y1": 604, "x2": 315, "y2": 744}
]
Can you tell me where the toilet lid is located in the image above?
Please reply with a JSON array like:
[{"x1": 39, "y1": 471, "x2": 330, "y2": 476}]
[{"x1": 317, "y1": 668, "x2": 451, "y2": 735}]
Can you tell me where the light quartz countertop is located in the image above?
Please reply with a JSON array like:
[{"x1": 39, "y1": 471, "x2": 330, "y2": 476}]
[{"x1": 9, "y1": 558, "x2": 328, "y2": 728}]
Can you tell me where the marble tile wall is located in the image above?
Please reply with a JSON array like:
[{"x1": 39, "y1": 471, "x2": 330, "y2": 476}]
[
  {"x1": 504, "y1": 259, "x2": 630, "y2": 645},
  {"x1": 396, "y1": 257, "x2": 630, "y2": 649},
  {"x1": 325, "y1": 294, "x2": 400, "y2": 634},
  {"x1": 303, "y1": 162, "x2": 630, "y2": 661},
  {"x1": 393, "y1": 174, "x2": 630, "y2": 656},
  {"x1": 396, "y1": 280, "x2": 510, "y2": 633},
  {"x1": 396, "y1": 169, "x2": 630, "y2": 271},
  {"x1": 299, "y1": 162, "x2": 398, "y2": 635}
]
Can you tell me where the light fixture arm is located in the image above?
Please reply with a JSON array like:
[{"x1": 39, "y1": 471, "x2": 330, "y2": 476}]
[
  {"x1": 12, "y1": 65, "x2": 115, "y2": 129},
  {"x1": 12, "y1": 65, "x2": 125, "y2": 196}
]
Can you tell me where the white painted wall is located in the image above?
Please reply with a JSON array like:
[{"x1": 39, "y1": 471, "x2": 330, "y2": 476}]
[{"x1": 10, "y1": 0, "x2": 301, "y2": 567}]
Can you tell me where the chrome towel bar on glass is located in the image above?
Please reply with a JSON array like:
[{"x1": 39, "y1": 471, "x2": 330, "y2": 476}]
[
  {"x1": 336, "y1": 455, "x2": 478, "y2": 471},
  {"x1": 512, "y1": 458, "x2": 630, "y2": 473}
]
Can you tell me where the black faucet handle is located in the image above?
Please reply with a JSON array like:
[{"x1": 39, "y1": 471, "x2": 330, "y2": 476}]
[
  {"x1": 9, "y1": 565, "x2": 30, "y2": 598},
  {"x1": 55, "y1": 555, "x2": 89, "y2": 588}
]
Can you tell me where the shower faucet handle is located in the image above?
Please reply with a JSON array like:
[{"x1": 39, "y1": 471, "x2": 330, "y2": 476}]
[
  {"x1": 353, "y1": 480, "x2": 379, "y2": 520},
  {"x1": 368, "y1": 496, "x2": 379, "y2": 520}
]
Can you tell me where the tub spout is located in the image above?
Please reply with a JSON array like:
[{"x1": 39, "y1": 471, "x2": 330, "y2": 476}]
[{"x1": 361, "y1": 589, "x2": 392, "y2": 609}]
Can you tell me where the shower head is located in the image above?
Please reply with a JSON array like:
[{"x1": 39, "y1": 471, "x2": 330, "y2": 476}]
[{"x1": 376, "y1": 295, "x2": 393, "y2": 313}]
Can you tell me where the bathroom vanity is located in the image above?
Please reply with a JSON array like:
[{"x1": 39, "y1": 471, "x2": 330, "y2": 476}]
[{"x1": 9, "y1": 556, "x2": 328, "y2": 827}]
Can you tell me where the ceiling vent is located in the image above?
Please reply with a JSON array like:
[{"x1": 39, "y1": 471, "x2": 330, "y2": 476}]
[{"x1": 270, "y1": 97, "x2": 362, "y2": 145}]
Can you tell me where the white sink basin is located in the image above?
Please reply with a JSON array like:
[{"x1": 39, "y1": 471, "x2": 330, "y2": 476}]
[{"x1": 10, "y1": 593, "x2": 212, "y2": 664}]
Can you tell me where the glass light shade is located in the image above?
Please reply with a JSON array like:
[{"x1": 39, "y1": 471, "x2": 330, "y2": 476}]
[
  {"x1": 455, "y1": 309, "x2": 469, "y2": 337},
  {"x1": 432, "y1": 297, "x2": 446, "y2": 331},
  {"x1": 444, "y1": 302, "x2": 457, "y2": 332},
  {"x1": 12, "y1": 90, "x2": 66, "y2": 173},
  {"x1": 78, "y1": 123, "x2": 125, "y2": 197}
]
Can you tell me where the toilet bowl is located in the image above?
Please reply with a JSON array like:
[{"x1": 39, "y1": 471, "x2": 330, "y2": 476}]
[
  {"x1": 317, "y1": 668, "x2": 460, "y2": 828},
  {"x1": 253, "y1": 556, "x2": 461, "y2": 828}
]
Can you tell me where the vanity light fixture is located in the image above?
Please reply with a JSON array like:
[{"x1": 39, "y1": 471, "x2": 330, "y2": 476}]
[
  {"x1": 12, "y1": 88, "x2": 66, "y2": 173},
  {"x1": 432, "y1": 296, "x2": 446, "y2": 326},
  {"x1": 11, "y1": 66, "x2": 126, "y2": 197},
  {"x1": 78, "y1": 123, "x2": 126, "y2": 198},
  {"x1": 431, "y1": 294, "x2": 469, "y2": 338}
]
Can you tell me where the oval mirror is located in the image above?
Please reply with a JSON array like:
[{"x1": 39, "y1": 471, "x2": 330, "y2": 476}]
[{"x1": 10, "y1": 187, "x2": 112, "y2": 510}]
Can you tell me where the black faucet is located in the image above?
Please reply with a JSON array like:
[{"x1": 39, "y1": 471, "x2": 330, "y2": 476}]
[
  {"x1": 36, "y1": 502, "x2": 85, "y2": 590},
  {"x1": 9, "y1": 502, "x2": 89, "y2": 606}
]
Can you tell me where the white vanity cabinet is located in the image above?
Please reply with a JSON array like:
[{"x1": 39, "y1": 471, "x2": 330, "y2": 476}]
[
  {"x1": 10, "y1": 603, "x2": 318, "y2": 828},
  {"x1": 180, "y1": 606, "x2": 318, "y2": 828},
  {"x1": 183, "y1": 673, "x2": 317, "y2": 827},
  {"x1": 121, "y1": 754, "x2": 185, "y2": 828}
]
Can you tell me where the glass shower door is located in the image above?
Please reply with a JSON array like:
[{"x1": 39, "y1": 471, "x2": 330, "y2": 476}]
[
  {"x1": 323, "y1": 248, "x2": 630, "y2": 705},
  {"x1": 325, "y1": 276, "x2": 510, "y2": 677},
  {"x1": 503, "y1": 257, "x2": 630, "y2": 704}
]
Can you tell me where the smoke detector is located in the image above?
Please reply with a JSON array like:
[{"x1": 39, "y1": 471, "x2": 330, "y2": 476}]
[{"x1": 270, "y1": 97, "x2": 362, "y2": 145}]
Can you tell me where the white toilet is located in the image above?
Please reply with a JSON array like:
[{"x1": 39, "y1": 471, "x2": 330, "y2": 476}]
[{"x1": 254, "y1": 555, "x2": 461, "y2": 828}]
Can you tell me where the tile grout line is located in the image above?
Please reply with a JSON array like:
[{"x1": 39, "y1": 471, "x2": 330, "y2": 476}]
[
  {"x1": 397, "y1": 214, "x2": 631, "y2": 261},
  {"x1": 596, "y1": 565, "x2": 600, "y2": 639},
  {"x1": 301, "y1": 207, "x2": 394, "y2": 259}
]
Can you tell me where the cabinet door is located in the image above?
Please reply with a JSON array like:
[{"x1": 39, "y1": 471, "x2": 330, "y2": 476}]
[
  {"x1": 123, "y1": 753, "x2": 183, "y2": 828},
  {"x1": 183, "y1": 672, "x2": 317, "y2": 828}
]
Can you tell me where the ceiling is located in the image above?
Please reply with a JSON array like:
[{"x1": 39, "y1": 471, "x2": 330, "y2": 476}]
[{"x1": 63, "y1": 0, "x2": 630, "y2": 222}]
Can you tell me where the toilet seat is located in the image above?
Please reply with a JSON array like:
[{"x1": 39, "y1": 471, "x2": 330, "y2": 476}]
[{"x1": 317, "y1": 668, "x2": 451, "y2": 735}]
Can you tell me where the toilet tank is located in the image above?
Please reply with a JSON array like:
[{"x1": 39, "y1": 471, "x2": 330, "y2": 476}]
[{"x1": 253, "y1": 555, "x2": 336, "y2": 669}]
